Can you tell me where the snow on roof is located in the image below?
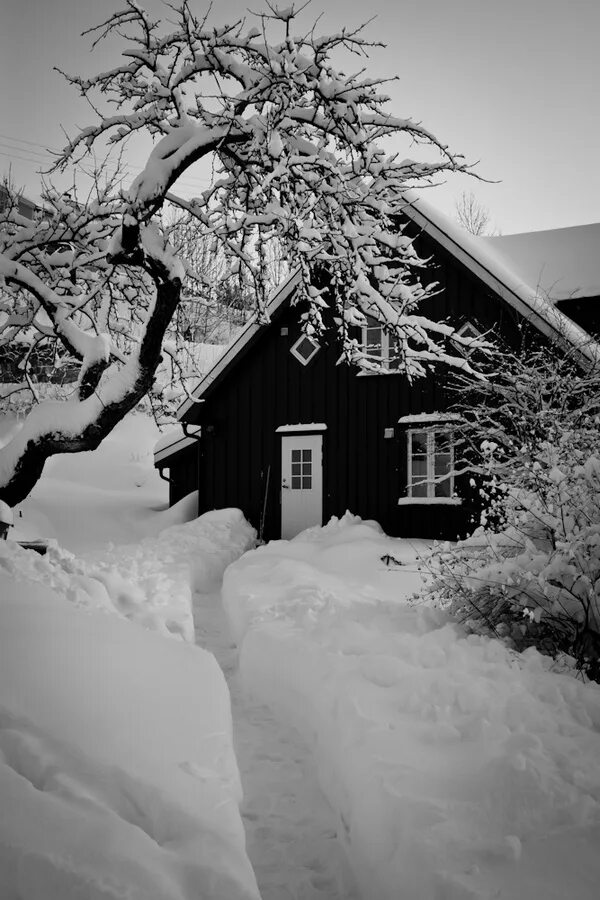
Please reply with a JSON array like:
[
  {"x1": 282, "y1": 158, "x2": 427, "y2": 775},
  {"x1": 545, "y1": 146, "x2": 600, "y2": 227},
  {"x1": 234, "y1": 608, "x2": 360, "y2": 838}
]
[
  {"x1": 174, "y1": 194, "x2": 600, "y2": 434},
  {"x1": 397, "y1": 412, "x2": 462, "y2": 425},
  {"x1": 402, "y1": 191, "x2": 600, "y2": 365},
  {"x1": 481, "y1": 223, "x2": 600, "y2": 302},
  {"x1": 275, "y1": 423, "x2": 328, "y2": 433},
  {"x1": 154, "y1": 425, "x2": 200, "y2": 465}
]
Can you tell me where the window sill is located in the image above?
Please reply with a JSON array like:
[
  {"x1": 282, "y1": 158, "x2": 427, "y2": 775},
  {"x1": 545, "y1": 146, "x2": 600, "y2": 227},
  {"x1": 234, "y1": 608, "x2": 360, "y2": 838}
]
[
  {"x1": 356, "y1": 368, "x2": 401, "y2": 377},
  {"x1": 397, "y1": 497, "x2": 463, "y2": 506}
]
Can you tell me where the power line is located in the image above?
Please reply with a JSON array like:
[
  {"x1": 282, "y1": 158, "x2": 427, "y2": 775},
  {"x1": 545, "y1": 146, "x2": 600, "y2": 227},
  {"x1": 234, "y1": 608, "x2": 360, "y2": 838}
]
[
  {"x1": 0, "y1": 143, "x2": 49, "y2": 164},
  {"x1": 0, "y1": 151, "x2": 212, "y2": 198},
  {"x1": 0, "y1": 149, "x2": 48, "y2": 167},
  {"x1": 0, "y1": 133, "x2": 57, "y2": 152},
  {"x1": 0, "y1": 131, "x2": 213, "y2": 189}
]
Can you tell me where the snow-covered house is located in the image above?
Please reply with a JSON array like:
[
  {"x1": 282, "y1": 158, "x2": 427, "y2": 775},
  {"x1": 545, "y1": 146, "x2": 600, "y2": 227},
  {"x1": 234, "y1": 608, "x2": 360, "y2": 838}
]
[{"x1": 155, "y1": 197, "x2": 600, "y2": 541}]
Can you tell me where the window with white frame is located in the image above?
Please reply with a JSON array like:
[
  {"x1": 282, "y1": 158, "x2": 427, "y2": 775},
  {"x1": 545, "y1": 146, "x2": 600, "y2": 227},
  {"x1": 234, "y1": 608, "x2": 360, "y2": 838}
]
[
  {"x1": 451, "y1": 321, "x2": 482, "y2": 357},
  {"x1": 361, "y1": 315, "x2": 400, "y2": 368},
  {"x1": 407, "y1": 428, "x2": 455, "y2": 499},
  {"x1": 290, "y1": 334, "x2": 320, "y2": 366}
]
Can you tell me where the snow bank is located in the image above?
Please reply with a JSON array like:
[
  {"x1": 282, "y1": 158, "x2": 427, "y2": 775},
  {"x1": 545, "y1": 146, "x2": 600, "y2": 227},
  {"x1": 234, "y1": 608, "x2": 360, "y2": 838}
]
[
  {"x1": 0, "y1": 508, "x2": 256, "y2": 642},
  {"x1": 10, "y1": 413, "x2": 169, "y2": 553},
  {"x1": 0, "y1": 574, "x2": 260, "y2": 900},
  {"x1": 222, "y1": 514, "x2": 600, "y2": 900}
]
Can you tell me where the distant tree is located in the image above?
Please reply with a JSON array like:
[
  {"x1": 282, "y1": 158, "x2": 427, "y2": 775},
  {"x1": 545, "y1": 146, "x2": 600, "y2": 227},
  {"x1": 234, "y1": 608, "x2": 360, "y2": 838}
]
[
  {"x1": 0, "y1": 1, "x2": 475, "y2": 508},
  {"x1": 455, "y1": 191, "x2": 495, "y2": 236}
]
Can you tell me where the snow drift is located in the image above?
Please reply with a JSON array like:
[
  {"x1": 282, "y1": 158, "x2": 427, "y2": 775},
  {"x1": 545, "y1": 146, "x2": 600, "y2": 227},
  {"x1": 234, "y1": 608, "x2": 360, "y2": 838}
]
[
  {"x1": 1, "y1": 508, "x2": 255, "y2": 642},
  {"x1": 0, "y1": 573, "x2": 261, "y2": 900}
]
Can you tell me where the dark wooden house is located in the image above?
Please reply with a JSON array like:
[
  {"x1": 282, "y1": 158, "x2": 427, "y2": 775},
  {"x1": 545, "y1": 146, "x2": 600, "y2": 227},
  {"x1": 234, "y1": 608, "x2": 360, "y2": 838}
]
[{"x1": 155, "y1": 197, "x2": 600, "y2": 541}]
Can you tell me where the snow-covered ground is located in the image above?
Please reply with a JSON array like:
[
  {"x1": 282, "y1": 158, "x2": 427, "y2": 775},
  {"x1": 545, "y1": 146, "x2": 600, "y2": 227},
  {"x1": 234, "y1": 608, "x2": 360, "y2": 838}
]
[
  {"x1": 223, "y1": 518, "x2": 600, "y2": 900},
  {"x1": 0, "y1": 416, "x2": 263, "y2": 900},
  {"x1": 1, "y1": 414, "x2": 600, "y2": 899}
]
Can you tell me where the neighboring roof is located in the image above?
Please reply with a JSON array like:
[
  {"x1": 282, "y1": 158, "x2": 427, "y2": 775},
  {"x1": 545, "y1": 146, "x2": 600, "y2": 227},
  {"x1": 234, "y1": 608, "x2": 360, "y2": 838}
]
[
  {"x1": 401, "y1": 192, "x2": 600, "y2": 364},
  {"x1": 0, "y1": 185, "x2": 44, "y2": 221},
  {"x1": 154, "y1": 425, "x2": 200, "y2": 466},
  {"x1": 176, "y1": 194, "x2": 600, "y2": 425},
  {"x1": 481, "y1": 224, "x2": 600, "y2": 302}
]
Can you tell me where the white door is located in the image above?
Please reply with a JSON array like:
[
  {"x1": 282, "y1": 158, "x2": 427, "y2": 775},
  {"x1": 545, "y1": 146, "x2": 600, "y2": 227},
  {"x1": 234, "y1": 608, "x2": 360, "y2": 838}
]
[{"x1": 281, "y1": 434, "x2": 323, "y2": 539}]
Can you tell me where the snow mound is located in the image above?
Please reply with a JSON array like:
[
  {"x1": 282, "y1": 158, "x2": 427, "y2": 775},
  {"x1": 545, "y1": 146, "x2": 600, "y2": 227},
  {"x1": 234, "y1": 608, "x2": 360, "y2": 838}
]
[
  {"x1": 1, "y1": 508, "x2": 256, "y2": 642},
  {"x1": 0, "y1": 576, "x2": 260, "y2": 900},
  {"x1": 222, "y1": 515, "x2": 600, "y2": 900},
  {"x1": 224, "y1": 514, "x2": 430, "y2": 644}
]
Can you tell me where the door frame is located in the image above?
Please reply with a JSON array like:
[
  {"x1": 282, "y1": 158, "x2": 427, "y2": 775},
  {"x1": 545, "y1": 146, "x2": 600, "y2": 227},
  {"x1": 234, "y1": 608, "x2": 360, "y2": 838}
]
[{"x1": 276, "y1": 424, "x2": 327, "y2": 539}]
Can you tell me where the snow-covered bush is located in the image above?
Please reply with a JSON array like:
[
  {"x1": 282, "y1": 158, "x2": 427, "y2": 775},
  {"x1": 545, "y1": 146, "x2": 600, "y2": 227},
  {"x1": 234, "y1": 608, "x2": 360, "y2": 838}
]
[{"x1": 424, "y1": 345, "x2": 600, "y2": 679}]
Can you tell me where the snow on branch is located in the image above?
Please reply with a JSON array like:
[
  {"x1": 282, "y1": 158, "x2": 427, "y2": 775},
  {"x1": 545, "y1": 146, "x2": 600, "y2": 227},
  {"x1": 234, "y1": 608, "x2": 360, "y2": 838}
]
[{"x1": 1, "y1": 2, "x2": 479, "y2": 505}]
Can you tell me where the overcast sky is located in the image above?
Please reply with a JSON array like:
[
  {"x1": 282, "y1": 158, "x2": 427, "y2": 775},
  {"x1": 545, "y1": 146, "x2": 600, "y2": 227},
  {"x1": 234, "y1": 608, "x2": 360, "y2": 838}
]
[{"x1": 1, "y1": 0, "x2": 599, "y2": 234}]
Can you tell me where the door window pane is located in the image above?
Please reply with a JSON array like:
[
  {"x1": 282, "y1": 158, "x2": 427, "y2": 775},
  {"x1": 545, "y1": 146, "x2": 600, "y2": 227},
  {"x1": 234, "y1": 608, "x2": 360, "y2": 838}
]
[
  {"x1": 291, "y1": 476, "x2": 301, "y2": 489},
  {"x1": 302, "y1": 476, "x2": 312, "y2": 489},
  {"x1": 302, "y1": 449, "x2": 312, "y2": 462},
  {"x1": 291, "y1": 449, "x2": 301, "y2": 462}
]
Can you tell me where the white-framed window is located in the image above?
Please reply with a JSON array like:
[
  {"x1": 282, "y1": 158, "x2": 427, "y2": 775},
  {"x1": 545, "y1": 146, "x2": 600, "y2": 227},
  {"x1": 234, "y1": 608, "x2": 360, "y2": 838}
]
[
  {"x1": 452, "y1": 321, "x2": 482, "y2": 357},
  {"x1": 361, "y1": 315, "x2": 400, "y2": 368},
  {"x1": 290, "y1": 334, "x2": 320, "y2": 366},
  {"x1": 361, "y1": 316, "x2": 398, "y2": 369},
  {"x1": 406, "y1": 427, "x2": 456, "y2": 500}
]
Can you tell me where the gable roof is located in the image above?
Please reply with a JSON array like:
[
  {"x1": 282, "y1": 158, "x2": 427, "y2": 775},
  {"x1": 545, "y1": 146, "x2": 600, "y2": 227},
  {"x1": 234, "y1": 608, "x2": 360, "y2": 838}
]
[
  {"x1": 177, "y1": 195, "x2": 600, "y2": 421},
  {"x1": 401, "y1": 192, "x2": 600, "y2": 360}
]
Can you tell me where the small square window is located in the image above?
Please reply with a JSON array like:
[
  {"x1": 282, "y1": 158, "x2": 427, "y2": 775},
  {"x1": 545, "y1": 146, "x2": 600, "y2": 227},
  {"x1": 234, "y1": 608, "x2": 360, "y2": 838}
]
[
  {"x1": 302, "y1": 476, "x2": 312, "y2": 489},
  {"x1": 302, "y1": 449, "x2": 312, "y2": 461},
  {"x1": 290, "y1": 334, "x2": 320, "y2": 366},
  {"x1": 291, "y1": 450, "x2": 301, "y2": 462},
  {"x1": 291, "y1": 476, "x2": 301, "y2": 489}
]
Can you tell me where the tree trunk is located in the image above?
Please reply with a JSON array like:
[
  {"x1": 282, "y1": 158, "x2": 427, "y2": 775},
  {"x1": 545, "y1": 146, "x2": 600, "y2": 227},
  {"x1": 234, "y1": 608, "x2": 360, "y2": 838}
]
[{"x1": 0, "y1": 275, "x2": 180, "y2": 508}]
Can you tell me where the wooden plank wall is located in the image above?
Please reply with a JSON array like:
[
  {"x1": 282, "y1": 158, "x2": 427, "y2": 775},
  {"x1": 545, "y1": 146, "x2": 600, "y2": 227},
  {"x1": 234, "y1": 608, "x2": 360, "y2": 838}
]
[{"x1": 182, "y1": 230, "x2": 541, "y2": 540}]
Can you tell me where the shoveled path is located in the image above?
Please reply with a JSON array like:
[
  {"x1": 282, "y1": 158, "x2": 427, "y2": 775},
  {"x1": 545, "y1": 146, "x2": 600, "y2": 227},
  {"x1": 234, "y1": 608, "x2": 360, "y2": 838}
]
[{"x1": 193, "y1": 584, "x2": 359, "y2": 900}]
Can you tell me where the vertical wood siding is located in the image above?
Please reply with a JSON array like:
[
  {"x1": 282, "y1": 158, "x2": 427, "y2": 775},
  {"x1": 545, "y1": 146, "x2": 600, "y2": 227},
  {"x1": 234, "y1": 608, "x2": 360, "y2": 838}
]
[{"x1": 175, "y1": 231, "x2": 548, "y2": 540}]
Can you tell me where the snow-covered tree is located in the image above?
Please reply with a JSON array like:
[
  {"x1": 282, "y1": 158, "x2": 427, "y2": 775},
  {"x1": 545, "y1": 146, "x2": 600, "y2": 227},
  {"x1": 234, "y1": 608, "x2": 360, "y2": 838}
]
[
  {"x1": 166, "y1": 208, "x2": 258, "y2": 343},
  {"x1": 0, "y1": 0, "x2": 475, "y2": 507}
]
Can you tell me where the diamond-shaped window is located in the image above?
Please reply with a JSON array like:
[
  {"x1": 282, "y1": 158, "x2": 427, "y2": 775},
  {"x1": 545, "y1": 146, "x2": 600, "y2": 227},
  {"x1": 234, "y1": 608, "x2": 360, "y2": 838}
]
[
  {"x1": 452, "y1": 321, "x2": 482, "y2": 357},
  {"x1": 290, "y1": 334, "x2": 320, "y2": 366}
]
